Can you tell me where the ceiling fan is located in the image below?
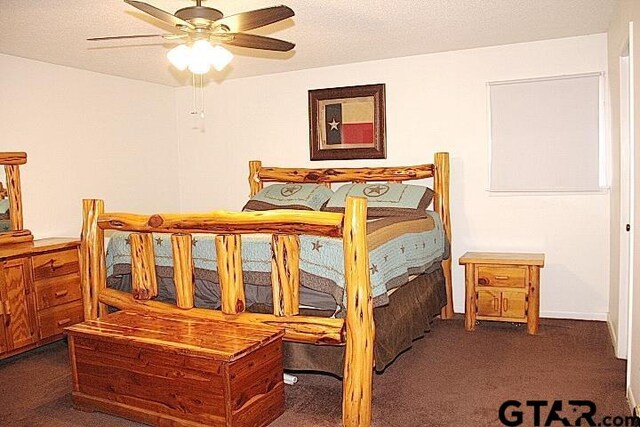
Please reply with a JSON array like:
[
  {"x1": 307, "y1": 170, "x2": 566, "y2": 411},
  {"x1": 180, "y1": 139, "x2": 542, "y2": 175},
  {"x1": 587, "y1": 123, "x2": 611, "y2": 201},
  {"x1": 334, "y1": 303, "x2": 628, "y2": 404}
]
[{"x1": 88, "y1": 0, "x2": 295, "y2": 73}]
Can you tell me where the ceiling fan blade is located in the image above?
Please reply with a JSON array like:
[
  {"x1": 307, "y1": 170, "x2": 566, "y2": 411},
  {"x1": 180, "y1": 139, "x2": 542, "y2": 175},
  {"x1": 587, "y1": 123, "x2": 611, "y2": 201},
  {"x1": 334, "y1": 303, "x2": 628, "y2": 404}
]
[
  {"x1": 221, "y1": 33, "x2": 295, "y2": 52},
  {"x1": 162, "y1": 34, "x2": 188, "y2": 40},
  {"x1": 124, "y1": 0, "x2": 195, "y2": 30},
  {"x1": 214, "y1": 6, "x2": 294, "y2": 32},
  {"x1": 87, "y1": 34, "x2": 174, "y2": 41}
]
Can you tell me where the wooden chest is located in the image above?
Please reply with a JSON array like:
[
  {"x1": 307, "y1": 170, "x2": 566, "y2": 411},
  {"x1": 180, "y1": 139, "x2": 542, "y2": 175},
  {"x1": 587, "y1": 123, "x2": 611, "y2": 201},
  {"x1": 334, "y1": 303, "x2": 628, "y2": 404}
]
[{"x1": 66, "y1": 310, "x2": 285, "y2": 427}]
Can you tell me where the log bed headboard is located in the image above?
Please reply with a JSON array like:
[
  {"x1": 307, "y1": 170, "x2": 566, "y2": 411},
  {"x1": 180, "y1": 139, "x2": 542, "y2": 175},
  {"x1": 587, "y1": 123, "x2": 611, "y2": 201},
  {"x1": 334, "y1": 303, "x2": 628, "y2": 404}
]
[
  {"x1": 248, "y1": 152, "x2": 453, "y2": 319},
  {"x1": 80, "y1": 152, "x2": 452, "y2": 427}
]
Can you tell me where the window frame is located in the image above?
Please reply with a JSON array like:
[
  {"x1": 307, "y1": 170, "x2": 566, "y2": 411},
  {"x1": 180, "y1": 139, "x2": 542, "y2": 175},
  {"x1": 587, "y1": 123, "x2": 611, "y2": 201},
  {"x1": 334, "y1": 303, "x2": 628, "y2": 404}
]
[{"x1": 486, "y1": 72, "x2": 607, "y2": 194}]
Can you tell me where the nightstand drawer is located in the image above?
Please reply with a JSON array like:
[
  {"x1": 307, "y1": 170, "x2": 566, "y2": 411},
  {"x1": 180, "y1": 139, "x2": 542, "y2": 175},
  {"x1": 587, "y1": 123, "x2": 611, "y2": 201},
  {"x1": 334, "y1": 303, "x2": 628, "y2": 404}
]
[
  {"x1": 32, "y1": 249, "x2": 79, "y2": 281},
  {"x1": 476, "y1": 265, "x2": 527, "y2": 288},
  {"x1": 35, "y1": 274, "x2": 82, "y2": 310},
  {"x1": 38, "y1": 302, "x2": 84, "y2": 340}
]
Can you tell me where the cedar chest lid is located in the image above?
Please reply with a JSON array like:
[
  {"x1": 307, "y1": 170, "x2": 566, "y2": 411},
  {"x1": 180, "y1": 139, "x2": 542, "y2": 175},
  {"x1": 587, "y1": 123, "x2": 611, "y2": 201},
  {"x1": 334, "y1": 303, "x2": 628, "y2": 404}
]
[{"x1": 66, "y1": 310, "x2": 284, "y2": 362}]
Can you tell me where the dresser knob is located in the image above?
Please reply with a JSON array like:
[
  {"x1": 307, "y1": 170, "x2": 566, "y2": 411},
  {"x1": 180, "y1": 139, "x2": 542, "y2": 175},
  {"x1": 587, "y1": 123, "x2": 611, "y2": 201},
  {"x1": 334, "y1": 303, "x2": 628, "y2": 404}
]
[
  {"x1": 54, "y1": 290, "x2": 69, "y2": 298},
  {"x1": 57, "y1": 318, "x2": 72, "y2": 327}
]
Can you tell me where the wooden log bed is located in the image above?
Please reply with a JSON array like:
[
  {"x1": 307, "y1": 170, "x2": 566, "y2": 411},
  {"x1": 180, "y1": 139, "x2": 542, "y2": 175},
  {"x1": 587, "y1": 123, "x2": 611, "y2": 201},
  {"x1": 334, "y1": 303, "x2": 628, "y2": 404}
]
[{"x1": 80, "y1": 152, "x2": 453, "y2": 427}]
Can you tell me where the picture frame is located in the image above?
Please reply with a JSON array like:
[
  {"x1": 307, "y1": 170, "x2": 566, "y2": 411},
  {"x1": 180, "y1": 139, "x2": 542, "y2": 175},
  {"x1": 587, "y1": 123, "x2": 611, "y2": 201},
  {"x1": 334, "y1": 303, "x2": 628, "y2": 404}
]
[{"x1": 308, "y1": 83, "x2": 386, "y2": 161}]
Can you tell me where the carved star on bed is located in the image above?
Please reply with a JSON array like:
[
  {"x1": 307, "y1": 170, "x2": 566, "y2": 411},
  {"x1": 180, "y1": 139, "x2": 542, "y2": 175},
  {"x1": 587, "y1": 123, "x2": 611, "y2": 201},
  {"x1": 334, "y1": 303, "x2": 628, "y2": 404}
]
[
  {"x1": 155, "y1": 237, "x2": 163, "y2": 246},
  {"x1": 312, "y1": 241, "x2": 323, "y2": 251},
  {"x1": 370, "y1": 264, "x2": 378, "y2": 274},
  {"x1": 363, "y1": 184, "x2": 388, "y2": 197}
]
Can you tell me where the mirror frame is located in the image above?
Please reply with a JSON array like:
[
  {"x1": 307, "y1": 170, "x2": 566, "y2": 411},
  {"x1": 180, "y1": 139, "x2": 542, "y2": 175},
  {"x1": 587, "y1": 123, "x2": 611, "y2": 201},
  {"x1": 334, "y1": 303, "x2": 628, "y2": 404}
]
[{"x1": 0, "y1": 152, "x2": 32, "y2": 245}]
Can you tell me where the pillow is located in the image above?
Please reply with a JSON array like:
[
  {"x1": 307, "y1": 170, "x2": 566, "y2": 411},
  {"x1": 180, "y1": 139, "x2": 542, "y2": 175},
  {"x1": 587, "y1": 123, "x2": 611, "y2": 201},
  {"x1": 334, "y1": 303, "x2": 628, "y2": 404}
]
[
  {"x1": 243, "y1": 183, "x2": 334, "y2": 211},
  {"x1": 322, "y1": 183, "x2": 434, "y2": 217}
]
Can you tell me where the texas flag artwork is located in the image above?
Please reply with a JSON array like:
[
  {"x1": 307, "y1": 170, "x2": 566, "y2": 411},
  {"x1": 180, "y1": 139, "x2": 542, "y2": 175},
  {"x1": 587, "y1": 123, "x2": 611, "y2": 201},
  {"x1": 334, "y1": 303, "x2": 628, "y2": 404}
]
[{"x1": 320, "y1": 96, "x2": 375, "y2": 148}]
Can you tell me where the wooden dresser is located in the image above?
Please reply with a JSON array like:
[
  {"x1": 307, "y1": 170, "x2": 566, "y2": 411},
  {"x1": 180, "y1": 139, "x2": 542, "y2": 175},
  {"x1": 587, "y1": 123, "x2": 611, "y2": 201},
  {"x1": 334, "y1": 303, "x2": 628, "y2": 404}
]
[
  {"x1": 0, "y1": 238, "x2": 83, "y2": 359},
  {"x1": 460, "y1": 252, "x2": 545, "y2": 335}
]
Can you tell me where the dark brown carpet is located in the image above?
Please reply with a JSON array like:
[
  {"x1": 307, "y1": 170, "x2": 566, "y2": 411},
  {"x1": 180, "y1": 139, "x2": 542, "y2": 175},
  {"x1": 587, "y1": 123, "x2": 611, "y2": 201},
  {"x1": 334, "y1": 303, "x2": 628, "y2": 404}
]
[{"x1": 0, "y1": 317, "x2": 629, "y2": 426}]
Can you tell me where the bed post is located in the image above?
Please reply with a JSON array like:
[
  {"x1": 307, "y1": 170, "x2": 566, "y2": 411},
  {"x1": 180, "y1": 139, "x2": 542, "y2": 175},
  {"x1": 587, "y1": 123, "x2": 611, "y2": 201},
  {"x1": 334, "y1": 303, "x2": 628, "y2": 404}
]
[
  {"x1": 215, "y1": 234, "x2": 246, "y2": 314},
  {"x1": 129, "y1": 233, "x2": 159, "y2": 300},
  {"x1": 434, "y1": 152, "x2": 453, "y2": 319},
  {"x1": 81, "y1": 199, "x2": 107, "y2": 320},
  {"x1": 342, "y1": 196, "x2": 375, "y2": 427},
  {"x1": 171, "y1": 234, "x2": 195, "y2": 309},
  {"x1": 249, "y1": 160, "x2": 263, "y2": 197}
]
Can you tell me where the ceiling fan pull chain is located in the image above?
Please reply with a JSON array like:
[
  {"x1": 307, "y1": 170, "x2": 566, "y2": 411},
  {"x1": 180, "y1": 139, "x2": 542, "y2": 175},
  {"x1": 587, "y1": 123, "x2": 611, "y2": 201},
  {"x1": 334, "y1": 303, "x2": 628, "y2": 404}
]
[
  {"x1": 200, "y1": 74, "x2": 205, "y2": 119},
  {"x1": 191, "y1": 73, "x2": 198, "y2": 116},
  {"x1": 190, "y1": 73, "x2": 205, "y2": 131}
]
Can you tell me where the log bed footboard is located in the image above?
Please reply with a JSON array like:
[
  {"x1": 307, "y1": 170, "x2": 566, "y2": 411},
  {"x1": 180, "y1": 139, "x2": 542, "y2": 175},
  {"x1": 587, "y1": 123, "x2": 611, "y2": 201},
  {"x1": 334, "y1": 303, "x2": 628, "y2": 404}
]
[{"x1": 80, "y1": 152, "x2": 452, "y2": 427}]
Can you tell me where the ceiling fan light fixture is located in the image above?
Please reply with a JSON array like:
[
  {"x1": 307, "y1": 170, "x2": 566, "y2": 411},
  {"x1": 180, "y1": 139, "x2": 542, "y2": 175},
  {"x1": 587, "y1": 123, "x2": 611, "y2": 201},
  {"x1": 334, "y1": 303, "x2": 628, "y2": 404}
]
[
  {"x1": 168, "y1": 40, "x2": 233, "y2": 74},
  {"x1": 209, "y1": 45, "x2": 233, "y2": 72},
  {"x1": 187, "y1": 56, "x2": 211, "y2": 75},
  {"x1": 190, "y1": 40, "x2": 215, "y2": 74},
  {"x1": 167, "y1": 44, "x2": 190, "y2": 71}
]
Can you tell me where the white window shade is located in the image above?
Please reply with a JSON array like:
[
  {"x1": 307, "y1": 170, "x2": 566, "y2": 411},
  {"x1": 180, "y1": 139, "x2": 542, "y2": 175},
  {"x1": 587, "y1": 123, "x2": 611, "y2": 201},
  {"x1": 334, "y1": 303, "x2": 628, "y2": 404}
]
[{"x1": 489, "y1": 73, "x2": 603, "y2": 192}]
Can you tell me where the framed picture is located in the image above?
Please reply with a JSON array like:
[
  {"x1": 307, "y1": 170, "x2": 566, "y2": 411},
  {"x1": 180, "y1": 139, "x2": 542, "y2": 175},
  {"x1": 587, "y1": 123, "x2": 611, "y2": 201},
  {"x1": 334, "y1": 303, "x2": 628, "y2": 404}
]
[{"x1": 308, "y1": 83, "x2": 386, "y2": 161}]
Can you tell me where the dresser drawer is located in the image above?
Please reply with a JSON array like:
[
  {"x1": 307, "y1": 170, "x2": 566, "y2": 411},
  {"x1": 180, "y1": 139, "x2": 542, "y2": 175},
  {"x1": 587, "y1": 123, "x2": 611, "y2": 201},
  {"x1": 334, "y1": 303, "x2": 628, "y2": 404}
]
[
  {"x1": 476, "y1": 265, "x2": 527, "y2": 288},
  {"x1": 32, "y1": 249, "x2": 79, "y2": 282},
  {"x1": 35, "y1": 274, "x2": 82, "y2": 310},
  {"x1": 38, "y1": 302, "x2": 84, "y2": 340}
]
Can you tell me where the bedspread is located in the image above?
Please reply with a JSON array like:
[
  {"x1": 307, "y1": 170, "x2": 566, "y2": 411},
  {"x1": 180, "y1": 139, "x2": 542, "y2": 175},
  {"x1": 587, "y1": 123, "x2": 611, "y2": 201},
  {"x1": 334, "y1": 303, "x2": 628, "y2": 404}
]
[{"x1": 106, "y1": 211, "x2": 447, "y2": 309}]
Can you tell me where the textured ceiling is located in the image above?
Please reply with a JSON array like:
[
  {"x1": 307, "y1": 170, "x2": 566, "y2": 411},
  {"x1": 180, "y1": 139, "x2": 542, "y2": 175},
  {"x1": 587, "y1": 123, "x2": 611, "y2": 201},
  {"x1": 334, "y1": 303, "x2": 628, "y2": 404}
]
[{"x1": 0, "y1": 0, "x2": 615, "y2": 87}]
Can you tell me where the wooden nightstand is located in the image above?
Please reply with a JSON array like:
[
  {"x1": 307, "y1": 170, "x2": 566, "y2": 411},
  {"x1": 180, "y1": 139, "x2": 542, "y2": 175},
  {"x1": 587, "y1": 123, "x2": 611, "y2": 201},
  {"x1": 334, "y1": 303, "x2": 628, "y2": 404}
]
[{"x1": 459, "y1": 252, "x2": 544, "y2": 335}]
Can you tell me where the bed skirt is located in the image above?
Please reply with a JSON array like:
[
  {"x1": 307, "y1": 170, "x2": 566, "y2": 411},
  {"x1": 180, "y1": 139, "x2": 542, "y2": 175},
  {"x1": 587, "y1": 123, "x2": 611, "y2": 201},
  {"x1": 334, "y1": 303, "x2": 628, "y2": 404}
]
[{"x1": 251, "y1": 265, "x2": 447, "y2": 377}]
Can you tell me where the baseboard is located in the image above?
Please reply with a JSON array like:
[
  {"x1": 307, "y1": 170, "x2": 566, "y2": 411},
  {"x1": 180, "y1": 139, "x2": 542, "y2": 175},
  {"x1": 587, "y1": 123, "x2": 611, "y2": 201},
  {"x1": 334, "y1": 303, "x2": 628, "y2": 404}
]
[
  {"x1": 540, "y1": 311, "x2": 607, "y2": 321},
  {"x1": 607, "y1": 314, "x2": 619, "y2": 353},
  {"x1": 454, "y1": 308, "x2": 608, "y2": 321}
]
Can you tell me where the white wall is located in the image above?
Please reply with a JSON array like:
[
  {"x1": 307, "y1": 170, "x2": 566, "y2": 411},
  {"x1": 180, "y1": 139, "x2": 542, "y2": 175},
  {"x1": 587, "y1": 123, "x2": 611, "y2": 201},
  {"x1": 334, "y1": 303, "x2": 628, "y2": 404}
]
[
  {"x1": 608, "y1": 0, "x2": 640, "y2": 413},
  {"x1": 175, "y1": 34, "x2": 610, "y2": 321},
  {"x1": 0, "y1": 54, "x2": 181, "y2": 238}
]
